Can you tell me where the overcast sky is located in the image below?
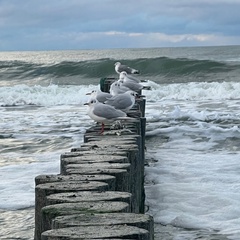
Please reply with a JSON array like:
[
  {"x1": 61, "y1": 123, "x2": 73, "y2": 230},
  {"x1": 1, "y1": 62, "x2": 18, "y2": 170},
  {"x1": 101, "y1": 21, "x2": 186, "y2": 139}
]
[{"x1": 1, "y1": 0, "x2": 240, "y2": 51}]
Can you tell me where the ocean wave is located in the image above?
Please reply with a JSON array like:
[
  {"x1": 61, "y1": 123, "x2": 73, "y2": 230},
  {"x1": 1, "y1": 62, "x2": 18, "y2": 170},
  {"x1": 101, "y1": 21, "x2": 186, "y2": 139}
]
[
  {"x1": 144, "y1": 81, "x2": 240, "y2": 101},
  {"x1": 1, "y1": 57, "x2": 240, "y2": 85},
  {"x1": 0, "y1": 81, "x2": 240, "y2": 107},
  {"x1": 0, "y1": 84, "x2": 96, "y2": 106}
]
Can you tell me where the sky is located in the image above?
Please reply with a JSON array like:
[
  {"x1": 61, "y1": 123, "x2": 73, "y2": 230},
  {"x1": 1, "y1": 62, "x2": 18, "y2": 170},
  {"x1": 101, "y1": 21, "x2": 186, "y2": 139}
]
[{"x1": 1, "y1": 0, "x2": 240, "y2": 51}]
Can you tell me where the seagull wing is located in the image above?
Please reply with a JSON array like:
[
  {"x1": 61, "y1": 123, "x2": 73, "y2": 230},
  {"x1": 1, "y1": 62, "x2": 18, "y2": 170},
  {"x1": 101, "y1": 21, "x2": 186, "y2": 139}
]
[{"x1": 93, "y1": 103, "x2": 126, "y2": 120}]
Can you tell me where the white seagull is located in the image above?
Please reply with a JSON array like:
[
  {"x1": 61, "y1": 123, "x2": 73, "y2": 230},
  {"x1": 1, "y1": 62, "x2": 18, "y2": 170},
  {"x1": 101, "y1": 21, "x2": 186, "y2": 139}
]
[
  {"x1": 86, "y1": 89, "x2": 112, "y2": 103},
  {"x1": 109, "y1": 81, "x2": 130, "y2": 95},
  {"x1": 104, "y1": 90, "x2": 137, "y2": 112},
  {"x1": 84, "y1": 99, "x2": 131, "y2": 134},
  {"x1": 114, "y1": 62, "x2": 140, "y2": 75},
  {"x1": 118, "y1": 79, "x2": 144, "y2": 93},
  {"x1": 119, "y1": 71, "x2": 151, "y2": 92},
  {"x1": 119, "y1": 71, "x2": 141, "y2": 83}
]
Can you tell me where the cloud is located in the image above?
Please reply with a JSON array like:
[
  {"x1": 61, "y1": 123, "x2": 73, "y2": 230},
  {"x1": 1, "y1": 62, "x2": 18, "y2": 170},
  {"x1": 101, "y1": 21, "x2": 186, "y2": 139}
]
[{"x1": 0, "y1": 0, "x2": 240, "y2": 50}]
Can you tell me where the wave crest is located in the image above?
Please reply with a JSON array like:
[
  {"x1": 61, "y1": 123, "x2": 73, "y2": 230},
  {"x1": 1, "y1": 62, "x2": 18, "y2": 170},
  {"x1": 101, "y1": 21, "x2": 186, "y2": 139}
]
[{"x1": 1, "y1": 57, "x2": 240, "y2": 85}]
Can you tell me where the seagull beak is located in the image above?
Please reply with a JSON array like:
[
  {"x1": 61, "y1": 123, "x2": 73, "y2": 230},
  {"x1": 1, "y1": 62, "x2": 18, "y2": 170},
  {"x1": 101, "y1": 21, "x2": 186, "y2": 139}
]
[
  {"x1": 83, "y1": 102, "x2": 89, "y2": 106},
  {"x1": 86, "y1": 92, "x2": 91, "y2": 95}
]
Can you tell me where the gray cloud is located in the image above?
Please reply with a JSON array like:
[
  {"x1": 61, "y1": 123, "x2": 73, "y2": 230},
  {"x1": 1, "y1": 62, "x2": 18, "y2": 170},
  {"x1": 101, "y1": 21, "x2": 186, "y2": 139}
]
[{"x1": 0, "y1": 0, "x2": 240, "y2": 50}]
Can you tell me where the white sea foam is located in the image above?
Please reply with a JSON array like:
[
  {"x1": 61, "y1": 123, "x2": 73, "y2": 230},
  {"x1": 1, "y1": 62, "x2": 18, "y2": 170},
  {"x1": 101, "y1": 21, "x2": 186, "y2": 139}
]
[
  {"x1": 0, "y1": 79, "x2": 240, "y2": 239},
  {"x1": 0, "y1": 154, "x2": 59, "y2": 210},
  {"x1": 0, "y1": 84, "x2": 98, "y2": 106},
  {"x1": 0, "y1": 94, "x2": 90, "y2": 210},
  {"x1": 145, "y1": 150, "x2": 240, "y2": 238},
  {"x1": 0, "y1": 81, "x2": 239, "y2": 107},
  {"x1": 0, "y1": 131, "x2": 86, "y2": 210},
  {"x1": 1, "y1": 47, "x2": 240, "y2": 239},
  {"x1": 144, "y1": 84, "x2": 240, "y2": 239},
  {"x1": 144, "y1": 81, "x2": 240, "y2": 101}
]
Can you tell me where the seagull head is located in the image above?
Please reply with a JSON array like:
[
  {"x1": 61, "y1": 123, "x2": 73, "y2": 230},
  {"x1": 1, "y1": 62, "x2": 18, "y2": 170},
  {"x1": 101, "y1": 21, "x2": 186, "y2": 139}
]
[
  {"x1": 84, "y1": 98, "x2": 97, "y2": 106},
  {"x1": 86, "y1": 90, "x2": 97, "y2": 96},
  {"x1": 114, "y1": 62, "x2": 121, "y2": 66},
  {"x1": 119, "y1": 71, "x2": 127, "y2": 79}
]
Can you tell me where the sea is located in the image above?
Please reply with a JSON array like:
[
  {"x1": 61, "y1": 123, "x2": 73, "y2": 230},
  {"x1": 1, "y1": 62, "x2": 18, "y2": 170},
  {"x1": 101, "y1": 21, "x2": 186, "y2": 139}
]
[{"x1": 0, "y1": 46, "x2": 240, "y2": 240}]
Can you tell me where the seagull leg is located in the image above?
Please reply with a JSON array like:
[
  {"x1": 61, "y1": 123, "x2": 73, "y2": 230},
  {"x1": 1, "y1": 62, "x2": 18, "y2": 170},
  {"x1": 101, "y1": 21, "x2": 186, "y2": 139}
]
[{"x1": 100, "y1": 123, "x2": 105, "y2": 134}]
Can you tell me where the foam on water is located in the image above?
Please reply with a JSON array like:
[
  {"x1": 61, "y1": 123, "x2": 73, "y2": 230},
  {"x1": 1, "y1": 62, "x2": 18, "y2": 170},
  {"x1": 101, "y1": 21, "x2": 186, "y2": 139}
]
[
  {"x1": 145, "y1": 150, "x2": 240, "y2": 238},
  {"x1": 0, "y1": 121, "x2": 86, "y2": 210},
  {"x1": 145, "y1": 80, "x2": 240, "y2": 101},
  {"x1": 0, "y1": 155, "x2": 59, "y2": 210},
  {"x1": 0, "y1": 86, "x2": 97, "y2": 210},
  {"x1": 144, "y1": 83, "x2": 240, "y2": 239},
  {"x1": 0, "y1": 84, "x2": 98, "y2": 106},
  {"x1": 0, "y1": 78, "x2": 240, "y2": 239},
  {"x1": 0, "y1": 81, "x2": 239, "y2": 107},
  {"x1": 1, "y1": 47, "x2": 240, "y2": 239}
]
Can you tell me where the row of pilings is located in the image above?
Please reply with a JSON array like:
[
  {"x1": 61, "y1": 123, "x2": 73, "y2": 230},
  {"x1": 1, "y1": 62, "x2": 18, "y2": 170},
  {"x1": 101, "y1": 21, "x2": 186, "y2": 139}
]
[{"x1": 34, "y1": 78, "x2": 154, "y2": 240}]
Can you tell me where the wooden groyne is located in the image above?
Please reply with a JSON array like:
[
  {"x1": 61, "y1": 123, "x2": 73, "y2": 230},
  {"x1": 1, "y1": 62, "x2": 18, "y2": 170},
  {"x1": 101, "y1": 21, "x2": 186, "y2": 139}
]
[{"x1": 34, "y1": 78, "x2": 154, "y2": 240}]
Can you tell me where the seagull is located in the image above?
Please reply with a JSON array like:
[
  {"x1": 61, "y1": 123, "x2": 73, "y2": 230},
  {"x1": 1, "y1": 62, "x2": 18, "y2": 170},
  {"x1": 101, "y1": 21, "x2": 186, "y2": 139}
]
[
  {"x1": 118, "y1": 79, "x2": 144, "y2": 93},
  {"x1": 104, "y1": 90, "x2": 137, "y2": 112},
  {"x1": 84, "y1": 99, "x2": 132, "y2": 134},
  {"x1": 109, "y1": 81, "x2": 130, "y2": 95},
  {"x1": 119, "y1": 72, "x2": 151, "y2": 92},
  {"x1": 114, "y1": 62, "x2": 140, "y2": 75},
  {"x1": 86, "y1": 90, "x2": 112, "y2": 103},
  {"x1": 119, "y1": 71, "x2": 141, "y2": 83}
]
